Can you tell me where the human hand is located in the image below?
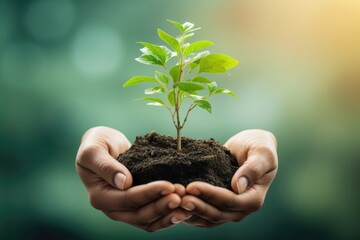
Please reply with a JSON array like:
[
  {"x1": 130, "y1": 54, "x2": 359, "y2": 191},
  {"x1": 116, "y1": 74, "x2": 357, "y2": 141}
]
[
  {"x1": 75, "y1": 126, "x2": 191, "y2": 232},
  {"x1": 180, "y1": 129, "x2": 278, "y2": 227}
]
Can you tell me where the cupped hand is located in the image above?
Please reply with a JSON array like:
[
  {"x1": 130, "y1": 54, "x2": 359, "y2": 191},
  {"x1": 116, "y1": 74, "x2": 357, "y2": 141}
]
[
  {"x1": 180, "y1": 129, "x2": 278, "y2": 227},
  {"x1": 75, "y1": 126, "x2": 190, "y2": 232}
]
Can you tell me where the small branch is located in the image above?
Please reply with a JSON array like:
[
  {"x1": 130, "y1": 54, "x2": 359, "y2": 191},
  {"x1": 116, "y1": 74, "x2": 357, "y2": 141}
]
[
  {"x1": 166, "y1": 107, "x2": 177, "y2": 129},
  {"x1": 162, "y1": 65, "x2": 171, "y2": 77},
  {"x1": 181, "y1": 104, "x2": 196, "y2": 129}
]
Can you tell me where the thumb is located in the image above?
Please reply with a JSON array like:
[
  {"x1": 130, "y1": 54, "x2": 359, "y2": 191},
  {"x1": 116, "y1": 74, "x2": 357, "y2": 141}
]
[
  {"x1": 231, "y1": 150, "x2": 276, "y2": 194},
  {"x1": 96, "y1": 152, "x2": 133, "y2": 190},
  {"x1": 76, "y1": 146, "x2": 133, "y2": 190}
]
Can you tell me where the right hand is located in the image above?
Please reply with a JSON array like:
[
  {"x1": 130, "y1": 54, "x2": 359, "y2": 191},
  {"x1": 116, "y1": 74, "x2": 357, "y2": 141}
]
[{"x1": 75, "y1": 126, "x2": 191, "y2": 232}]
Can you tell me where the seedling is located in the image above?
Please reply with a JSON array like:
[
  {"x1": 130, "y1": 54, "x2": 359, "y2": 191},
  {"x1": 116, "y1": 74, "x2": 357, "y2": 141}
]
[{"x1": 123, "y1": 20, "x2": 238, "y2": 151}]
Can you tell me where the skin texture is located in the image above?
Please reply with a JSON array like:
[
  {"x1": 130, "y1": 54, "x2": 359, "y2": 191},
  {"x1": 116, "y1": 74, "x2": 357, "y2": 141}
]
[{"x1": 75, "y1": 126, "x2": 278, "y2": 231}]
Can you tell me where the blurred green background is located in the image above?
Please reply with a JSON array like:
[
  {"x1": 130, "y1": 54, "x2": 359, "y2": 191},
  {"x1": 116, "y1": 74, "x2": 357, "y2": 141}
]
[{"x1": 1, "y1": 0, "x2": 359, "y2": 239}]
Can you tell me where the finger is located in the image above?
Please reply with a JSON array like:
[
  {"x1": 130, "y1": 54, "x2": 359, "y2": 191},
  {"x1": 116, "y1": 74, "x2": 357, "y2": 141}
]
[
  {"x1": 174, "y1": 183, "x2": 186, "y2": 197},
  {"x1": 76, "y1": 146, "x2": 132, "y2": 190},
  {"x1": 144, "y1": 208, "x2": 192, "y2": 232},
  {"x1": 224, "y1": 130, "x2": 278, "y2": 193},
  {"x1": 231, "y1": 148, "x2": 277, "y2": 193},
  {"x1": 106, "y1": 193, "x2": 181, "y2": 227},
  {"x1": 224, "y1": 129, "x2": 277, "y2": 165},
  {"x1": 181, "y1": 195, "x2": 245, "y2": 224},
  {"x1": 89, "y1": 181, "x2": 175, "y2": 211},
  {"x1": 81, "y1": 126, "x2": 132, "y2": 157},
  {"x1": 186, "y1": 181, "x2": 266, "y2": 212}
]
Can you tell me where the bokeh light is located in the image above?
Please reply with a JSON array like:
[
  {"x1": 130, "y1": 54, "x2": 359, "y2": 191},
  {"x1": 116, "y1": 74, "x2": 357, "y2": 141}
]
[
  {"x1": 24, "y1": 0, "x2": 75, "y2": 41},
  {"x1": 72, "y1": 25, "x2": 122, "y2": 77}
]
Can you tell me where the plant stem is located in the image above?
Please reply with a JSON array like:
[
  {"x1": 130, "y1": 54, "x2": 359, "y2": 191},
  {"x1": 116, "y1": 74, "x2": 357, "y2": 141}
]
[
  {"x1": 176, "y1": 126, "x2": 181, "y2": 152},
  {"x1": 175, "y1": 90, "x2": 182, "y2": 151},
  {"x1": 175, "y1": 33, "x2": 187, "y2": 152}
]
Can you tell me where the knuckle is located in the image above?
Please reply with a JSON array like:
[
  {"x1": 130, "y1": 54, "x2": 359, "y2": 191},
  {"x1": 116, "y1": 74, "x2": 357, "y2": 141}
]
[
  {"x1": 134, "y1": 216, "x2": 150, "y2": 227},
  {"x1": 119, "y1": 194, "x2": 133, "y2": 210},
  {"x1": 256, "y1": 146, "x2": 277, "y2": 167},
  {"x1": 256, "y1": 145, "x2": 274, "y2": 156},
  {"x1": 209, "y1": 215, "x2": 223, "y2": 224},
  {"x1": 225, "y1": 197, "x2": 235, "y2": 210},
  {"x1": 77, "y1": 144, "x2": 101, "y2": 165},
  {"x1": 106, "y1": 212, "x2": 119, "y2": 221},
  {"x1": 89, "y1": 194, "x2": 102, "y2": 210},
  {"x1": 96, "y1": 159, "x2": 112, "y2": 175},
  {"x1": 247, "y1": 164, "x2": 262, "y2": 180},
  {"x1": 233, "y1": 214, "x2": 244, "y2": 222},
  {"x1": 198, "y1": 203, "x2": 208, "y2": 216},
  {"x1": 250, "y1": 197, "x2": 264, "y2": 212}
]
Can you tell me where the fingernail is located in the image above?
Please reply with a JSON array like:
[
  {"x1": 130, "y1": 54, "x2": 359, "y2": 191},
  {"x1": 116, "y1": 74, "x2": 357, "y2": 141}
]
[
  {"x1": 168, "y1": 201, "x2": 178, "y2": 209},
  {"x1": 185, "y1": 213, "x2": 193, "y2": 220},
  {"x1": 182, "y1": 202, "x2": 195, "y2": 211},
  {"x1": 114, "y1": 172, "x2": 126, "y2": 190},
  {"x1": 237, "y1": 177, "x2": 248, "y2": 193},
  {"x1": 171, "y1": 217, "x2": 181, "y2": 224}
]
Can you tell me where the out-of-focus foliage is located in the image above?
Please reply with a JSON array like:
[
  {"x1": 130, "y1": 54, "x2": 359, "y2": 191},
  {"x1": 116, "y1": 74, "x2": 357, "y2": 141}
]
[{"x1": 0, "y1": 0, "x2": 359, "y2": 239}]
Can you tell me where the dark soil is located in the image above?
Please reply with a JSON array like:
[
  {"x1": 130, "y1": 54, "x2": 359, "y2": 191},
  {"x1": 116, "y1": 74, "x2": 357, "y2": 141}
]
[{"x1": 117, "y1": 132, "x2": 239, "y2": 190}]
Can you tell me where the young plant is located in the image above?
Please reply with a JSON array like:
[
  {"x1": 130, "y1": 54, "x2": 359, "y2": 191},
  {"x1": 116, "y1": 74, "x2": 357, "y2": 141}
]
[{"x1": 123, "y1": 20, "x2": 238, "y2": 151}]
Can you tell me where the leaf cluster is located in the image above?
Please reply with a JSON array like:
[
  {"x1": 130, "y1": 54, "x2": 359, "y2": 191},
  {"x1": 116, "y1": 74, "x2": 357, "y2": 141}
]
[{"x1": 123, "y1": 20, "x2": 238, "y2": 129}]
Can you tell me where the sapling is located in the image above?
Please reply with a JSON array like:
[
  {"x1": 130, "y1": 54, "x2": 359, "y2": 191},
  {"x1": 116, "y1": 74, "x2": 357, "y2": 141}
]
[{"x1": 123, "y1": 20, "x2": 238, "y2": 151}]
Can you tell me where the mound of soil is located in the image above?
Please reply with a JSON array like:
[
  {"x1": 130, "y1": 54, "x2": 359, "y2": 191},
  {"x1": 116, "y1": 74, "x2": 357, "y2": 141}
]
[{"x1": 117, "y1": 132, "x2": 239, "y2": 190}]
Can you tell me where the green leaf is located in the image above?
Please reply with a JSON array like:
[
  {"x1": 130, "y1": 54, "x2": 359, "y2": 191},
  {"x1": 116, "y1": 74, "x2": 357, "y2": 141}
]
[
  {"x1": 167, "y1": 89, "x2": 175, "y2": 106},
  {"x1": 199, "y1": 54, "x2": 238, "y2": 73},
  {"x1": 186, "y1": 93, "x2": 204, "y2": 100},
  {"x1": 160, "y1": 46, "x2": 177, "y2": 61},
  {"x1": 214, "y1": 88, "x2": 237, "y2": 98},
  {"x1": 123, "y1": 76, "x2": 157, "y2": 87},
  {"x1": 139, "y1": 47, "x2": 152, "y2": 55},
  {"x1": 177, "y1": 33, "x2": 194, "y2": 43},
  {"x1": 192, "y1": 76, "x2": 212, "y2": 83},
  {"x1": 194, "y1": 100, "x2": 212, "y2": 113},
  {"x1": 145, "y1": 86, "x2": 164, "y2": 95},
  {"x1": 137, "y1": 42, "x2": 167, "y2": 64},
  {"x1": 174, "y1": 82, "x2": 205, "y2": 92},
  {"x1": 187, "y1": 27, "x2": 201, "y2": 33},
  {"x1": 182, "y1": 22, "x2": 194, "y2": 32},
  {"x1": 178, "y1": 90, "x2": 186, "y2": 105},
  {"x1": 170, "y1": 65, "x2": 180, "y2": 82},
  {"x1": 167, "y1": 19, "x2": 185, "y2": 32},
  {"x1": 155, "y1": 71, "x2": 169, "y2": 85},
  {"x1": 207, "y1": 81, "x2": 217, "y2": 93},
  {"x1": 184, "y1": 40, "x2": 214, "y2": 56},
  {"x1": 185, "y1": 51, "x2": 210, "y2": 64},
  {"x1": 137, "y1": 97, "x2": 165, "y2": 106},
  {"x1": 181, "y1": 43, "x2": 190, "y2": 52},
  {"x1": 147, "y1": 102, "x2": 164, "y2": 106},
  {"x1": 158, "y1": 28, "x2": 180, "y2": 51},
  {"x1": 189, "y1": 60, "x2": 200, "y2": 72},
  {"x1": 135, "y1": 54, "x2": 162, "y2": 66}
]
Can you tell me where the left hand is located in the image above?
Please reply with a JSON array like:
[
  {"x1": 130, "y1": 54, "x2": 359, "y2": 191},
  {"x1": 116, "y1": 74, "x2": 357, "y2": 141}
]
[
  {"x1": 75, "y1": 126, "x2": 191, "y2": 231},
  {"x1": 180, "y1": 129, "x2": 278, "y2": 227}
]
